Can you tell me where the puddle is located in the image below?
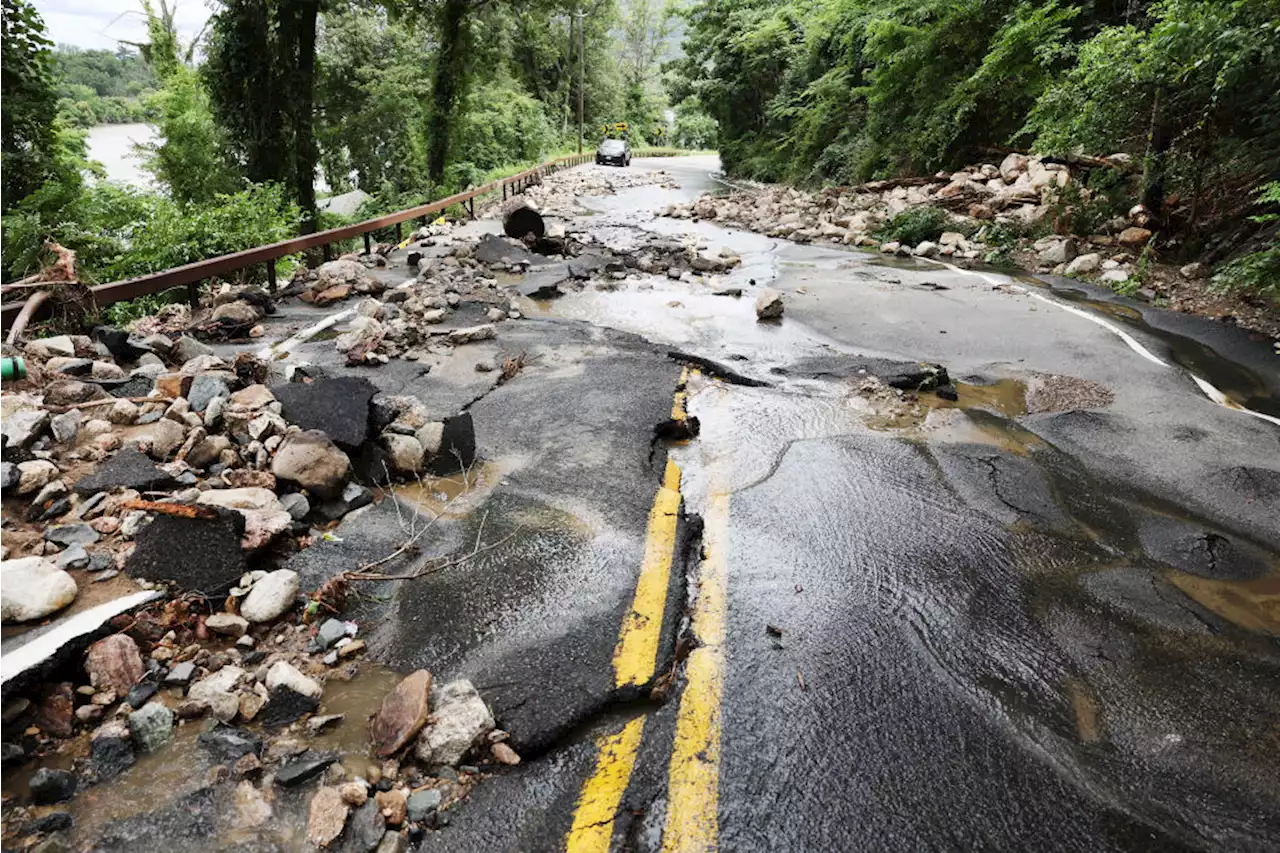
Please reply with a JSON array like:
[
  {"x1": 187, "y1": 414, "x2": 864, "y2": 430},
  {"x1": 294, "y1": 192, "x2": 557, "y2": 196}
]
[
  {"x1": 1, "y1": 663, "x2": 408, "y2": 848},
  {"x1": 1167, "y1": 571, "x2": 1280, "y2": 635},
  {"x1": 394, "y1": 461, "x2": 503, "y2": 519}
]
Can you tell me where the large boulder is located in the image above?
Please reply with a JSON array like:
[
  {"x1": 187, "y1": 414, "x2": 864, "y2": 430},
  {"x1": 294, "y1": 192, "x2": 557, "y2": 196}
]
[
  {"x1": 414, "y1": 679, "x2": 494, "y2": 767},
  {"x1": 271, "y1": 431, "x2": 351, "y2": 498},
  {"x1": 1, "y1": 557, "x2": 77, "y2": 623}
]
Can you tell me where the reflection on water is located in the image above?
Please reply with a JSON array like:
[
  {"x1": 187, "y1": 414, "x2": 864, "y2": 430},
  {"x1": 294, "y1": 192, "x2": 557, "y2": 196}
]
[{"x1": 86, "y1": 123, "x2": 158, "y2": 187}]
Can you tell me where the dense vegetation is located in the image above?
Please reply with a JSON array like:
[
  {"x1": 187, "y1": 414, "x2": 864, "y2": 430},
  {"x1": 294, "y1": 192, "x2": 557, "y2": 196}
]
[
  {"x1": 0, "y1": 0, "x2": 701, "y2": 287},
  {"x1": 671, "y1": 0, "x2": 1279, "y2": 293}
]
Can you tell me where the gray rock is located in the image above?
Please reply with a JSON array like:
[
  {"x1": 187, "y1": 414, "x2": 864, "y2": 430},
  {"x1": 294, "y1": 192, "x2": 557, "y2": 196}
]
[
  {"x1": 316, "y1": 618, "x2": 348, "y2": 650},
  {"x1": 913, "y1": 240, "x2": 940, "y2": 258},
  {"x1": 26, "y1": 335, "x2": 76, "y2": 359},
  {"x1": 271, "y1": 431, "x2": 351, "y2": 498},
  {"x1": 187, "y1": 375, "x2": 231, "y2": 413},
  {"x1": 414, "y1": 679, "x2": 494, "y2": 767},
  {"x1": 1180, "y1": 261, "x2": 1210, "y2": 279},
  {"x1": 205, "y1": 613, "x2": 248, "y2": 637},
  {"x1": 212, "y1": 300, "x2": 261, "y2": 324},
  {"x1": 2, "y1": 409, "x2": 49, "y2": 451},
  {"x1": 172, "y1": 335, "x2": 214, "y2": 363},
  {"x1": 49, "y1": 410, "x2": 81, "y2": 444},
  {"x1": 406, "y1": 788, "x2": 442, "y2": 822},
  {"x1": 339, "y1": 800, "x2": 386, "y2": 853},
  {"x1": 275, "y1": 750, "x2": 338, "y2": 787},
  {"x1": 1, "y1": 557, "x2": 78, "y2": 622},
  {"x1": 90, "y1": 720, "x2": 135, "y2": 782},
  {"x1": 29, "y1": 768, "x2": 77, "y2": 804},
  {"x1": 197, "y1": 726, "x2": 262, "y2": 762},
  {"x1": 239, "y1": 569, "x2": 299, "y2": 623},
  {"x1": 45, "y1": 523, "x2": 100, "y2": 547},
  {"x1": 1, "y1": 462, "x2": 18, "y2": 492},
  {"x1": 54, "y1": 544, "x2": 89, "y2": 570},
  {"x1": 127, "y1": 702, "x2": 174, "y2": 752},
  {"x1": 755, "y1": 289, "x2": 784, "y2": 320},
  {"x1": 164, "y1": 661, "x2": 197, "y2": 688},
  {"x1": 1064, "y1": 253, "x2": 1101, "y2": 276},
  {"x1": 279, "y1": 492, "x2": 310, "y2": 520},
  {"x1": 375, "y1": 831, "x2": 408, "y2": 853}
]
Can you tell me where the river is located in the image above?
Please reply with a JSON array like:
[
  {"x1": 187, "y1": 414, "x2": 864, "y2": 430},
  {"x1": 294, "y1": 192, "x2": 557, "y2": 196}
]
[{"x1": 85, "y1": 122, "x2": 159, "y2": 188}]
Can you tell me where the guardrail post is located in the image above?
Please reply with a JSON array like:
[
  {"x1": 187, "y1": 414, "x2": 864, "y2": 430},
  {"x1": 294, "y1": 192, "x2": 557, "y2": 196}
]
[
  {"x1": 503, "y1": 183, "x2": 507, "y2": 201},
  {"x1": 267, "y1": 262, "x2": 277, "y2": 293},
  {"x1": 395, "y1": 222, "x2": 403, "y2": 244},
  {"x1": 467, "y1": 197, "x2": 475, "y2": 220},
  {"x1": 364, "y1": 233, "x2": 372, "y2": 255},
  {"x1": 187, "y1": 280, "x2": 201, "y2": 307},
  {"x1": 323, "y1": 243, "x2": 332, "y2": 262}
]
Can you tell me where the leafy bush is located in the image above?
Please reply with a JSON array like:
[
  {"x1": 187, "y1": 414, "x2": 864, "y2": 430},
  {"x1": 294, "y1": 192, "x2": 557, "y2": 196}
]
[{"x1": 875, "y1": 206, "x2": 950, "y2": 245}]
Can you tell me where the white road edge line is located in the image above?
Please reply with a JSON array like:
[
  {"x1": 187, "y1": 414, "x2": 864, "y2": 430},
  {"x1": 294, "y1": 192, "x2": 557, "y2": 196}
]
[{"x1": 919, "y1": 257, "x2": 1278, "y2": 427}]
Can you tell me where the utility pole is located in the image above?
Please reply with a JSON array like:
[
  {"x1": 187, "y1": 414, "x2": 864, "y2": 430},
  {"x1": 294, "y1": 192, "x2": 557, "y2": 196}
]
[{"x1": 577, "y1": 7, "x2": 585, "y2": 154}]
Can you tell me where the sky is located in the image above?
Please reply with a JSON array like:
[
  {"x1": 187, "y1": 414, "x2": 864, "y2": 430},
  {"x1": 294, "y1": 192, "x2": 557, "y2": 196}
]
[{"x1": 37, "y1": 0, "x2": 213, "y2": 52}]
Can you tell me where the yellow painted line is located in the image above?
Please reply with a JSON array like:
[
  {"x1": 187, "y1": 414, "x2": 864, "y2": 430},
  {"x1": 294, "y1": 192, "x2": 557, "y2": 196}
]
[
  {"x1": 566, "y1": 373, "x2": 692, "y2": 852},
  {"x1": 662, "y1": 489, "x2": 729, "y2": 853},
  {"x1": 565, "y1": 716, "x2": 647, "y2": 852},
  {"x1": 613, "y1": 458, "x2": 682, "y2": 687}
]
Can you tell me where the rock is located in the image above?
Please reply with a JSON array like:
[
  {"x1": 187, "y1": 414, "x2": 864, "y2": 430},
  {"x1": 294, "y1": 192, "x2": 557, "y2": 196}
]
[
  {"x1": 1100, "y1": 269, "x2": 1131, "y2": 284},
  {"x1": 1064, "y1": 253, "x2": 1102, "y2": 276},
  {"x1": 106, "y1": 399, "x2": 139, "y2": 425},
  {"x1": 197, "y1": 726, "x2": 262, "y2": 763},
  {"x1": 187, "y1": 375, "x2": 231, "y2": 413},
  {"x1": 309, "y1": 713, "x2": 345, "y2": 734},
  {"x1": 491, "y1": 742, "x2": 521, "y2": 765},
  {"x1": 375, "y1": 789, "x2": 407, "y2": 826},
  {"x1": 74, "y1": 446, "x2": 180, "y2": 495},
  {"x1": 2, "y1": 409, "x2": 49, "y2": 451},
  {"x1": 45, "y1": 380, "x2": 109, "y2": 407},
  {"x1": 29, "y1": 768, "x2": 77, "y2": 805},
  {"x1": 91, "y1": 720, "x2": 135, "y2": 782},
  {"x1": 309, "y1": 786, "x2": 351, "y2": 847},
  {"x1": 45, "y1": 523, "x2": 99, "y2": 547},
  {"x1": 187, "y1": 666, "x2": 245, "y2": 722},
  {"x1": 446, "y1": 324, "x2": 496, "y2": 345},
  {"x1": 374, "y1": 831, "x2": 407, "y2": 853},
  {"x1": 380, "y1": 434, "x2": 424, "y2": 476},
  {"x1": 1038, "y1": 239, "x2": 1077, "y2": 265},
  {"x1": 165, "y1": 660, "x2": 198, "y2": 688},
  {"x1": 33, "y1": 683, "x2": 75, "y2": 737},
  {"x1": 206, "y1": 613, "x2": 249, "y2": 637},
  {"x1": 280, "y1": 492, "x2": 310, "y2": 520},
  {"x1": 880, "y1": 241, "x2": 900, "y2": 254},
  {"x1": 271, "y1": 431, "x2": 352, "y2": 497},
  {"x1": 238, "y1": 691, "x2": 266, "y2": 721},
  {"x1": 54, "y1": 544, "x2": 89, "y2": 570},
  {"x1": 316, "y1": 618, "x2": 349, "y2": 650},
  {"x1": 16, "y1": 460, "x2": 60, "y2": 495},
  {"x1": 49, "y1": 410, "x2": 81, "y2": 444},
  {"x1": 172, "y1": 336, "x2": 215, "y2": 363},
  {"x1": 85, "y1": 634, "x2": 144, "y2": 694},
  {"x1": 185, "y1": 435, "x2": 232, "y2": 470},
  {"x1": 414, "y1": 679, "x2": 494, "y2": 767},
  {"x1": 1180, "y1": 262, "x2": 1210, "y2": 279},
  {"x1": 370, "y1": 669, "x2": 432, "y2": 758},
  {"x1": 124, "y1": 507, "x2": 247, "y2": 594},
  {"x1": 340, "y1": 799, "x2": 386, "y2": 853},
  {"x1": 1, "y1": 462, "x2": 18, "y2": 492},
  {"x1": 127, "y1": 702, "x2": 174, "y2": 752},
  {"x1": 406, "y1": 789, "x2": 442, "y2": 822},
  {"x1": 314, "y1": 284, "x2": 353, "y2": 305},
  {"x1": 754, "y1": 288, "x2": 784, "y2": 321},
  {"x1": 1, "y1": 557, "x2": 78, "y2": 623},
  {"x1": 139, "y1": 417, "x2": 186, "y2": 460},
  {"x1": 45, "y1": 357, "x2": 94, "y2": 376},
  {"x1": 239, "y1": 569, "x2": 299, "y2": 622},
  {"x1": 26, "y1": 335, "x2": 76, "y2": 359},
  {"x1": 340, "y1": 782, "x2": 369, "y2": 806},
  {"x1": 91, "y1": 361, "x2": 126, "y2": 380},
  {"x1": 125, "y1": 682, "x2": 158, "y2": 709},
  {"x1": 335, "y1": 317, "x2": 386, "y2": 363},
  {"x1": 272, "y1": 377, "x2": 379, "y2": 450},
  {"x1": 275, "y1": 750, "x2": 338, "y2": 787},
  {"x1": 913, "y1": 241, "x2": 940, "y2": 258},
  {"x1": 999, "y1": 153, "x2": 1029, "y2": 181},
  {"x1": 197, "y1": 487, "x2": 281, "y2": 512},
  {"x1": 267, "y1": 661, "x2": 322, "y2": 698},
  {"x1": 1118, "y1": 227, "x2": 1153, "y2": 249},
  {"x1": 212, "y1": 300, "x2": 261, "y2": 324}
]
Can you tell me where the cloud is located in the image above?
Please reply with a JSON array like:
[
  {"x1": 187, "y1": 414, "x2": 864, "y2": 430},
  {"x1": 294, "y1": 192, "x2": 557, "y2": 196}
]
[{"x1": 37, "y1": 0, "x2": 212, "y2": 51}]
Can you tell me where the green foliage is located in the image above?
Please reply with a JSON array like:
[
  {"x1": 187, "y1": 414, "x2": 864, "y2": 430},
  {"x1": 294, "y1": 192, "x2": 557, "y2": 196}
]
[
  {"x1": 454, "y1": 80, "x2": 555, "y2": 176},
  {"x1": 53, "y1": 46, "x2": 158, "y2": 98},
  {"x1": 875, "y1": 206, "x2": 949, "y2": 245},
  {"x1": 1211, "y1": 181, "x2": 1280, "y2": 304},
  {"x1": 98, "y1": 291, "x2": 187, "y2": 328},
  {"x1": 2, "y1": 0, "x2": 61, "y2": 209},
  {"x1": 672, "y1": 96, "x2": 717, "y2": 150},
  {"x1": 138, "y1": 65, "x2": 240, "y2": 204}
]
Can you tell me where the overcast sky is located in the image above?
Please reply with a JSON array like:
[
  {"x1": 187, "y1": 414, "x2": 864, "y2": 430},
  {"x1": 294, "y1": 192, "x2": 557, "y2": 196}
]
[{"x1": 37, "y1": 0, "x2": 214, "y2": 52}]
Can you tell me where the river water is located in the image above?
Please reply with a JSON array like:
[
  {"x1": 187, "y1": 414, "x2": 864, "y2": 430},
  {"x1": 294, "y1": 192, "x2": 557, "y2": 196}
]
[{"x1": 86, "y1": 122, "x2": 159, "y2": 188}]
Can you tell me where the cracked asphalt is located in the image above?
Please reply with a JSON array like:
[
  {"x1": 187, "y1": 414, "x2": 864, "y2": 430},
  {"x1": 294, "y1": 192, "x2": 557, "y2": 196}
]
[{"x1": 261, "y1": 157, "x2": 1278, "y2": 851}]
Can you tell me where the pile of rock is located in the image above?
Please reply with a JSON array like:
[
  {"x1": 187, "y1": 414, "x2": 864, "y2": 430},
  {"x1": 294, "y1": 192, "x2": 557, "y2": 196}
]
[
  {"x1": 293, "y1": 258, "x2": 389, "y2": 307},
  {"x1": 518, "y1": 165, "x2": 681, "y2": 219}
]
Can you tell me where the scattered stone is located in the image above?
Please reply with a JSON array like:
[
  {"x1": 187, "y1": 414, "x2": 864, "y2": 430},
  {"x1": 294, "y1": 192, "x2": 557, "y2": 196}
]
[
  {"x1": 54, "y1": 544, "x2": 89, "y2": 570},
  {"x1": 316, "y1": 618, "x2": 349, "y2": 650},
  {"x1": 341, "y1": 799, "x2": 387, "y2": 853},
  {"x1": 240, "y1": 569, "x2": 300, "y2": 623},
  {"x1": 164, "y1": 660, "x2": 197, "y2": 688},
  {"x1": 491, "y1": 742, "x2": 521, "y2": 765},
  {"x1": 276, "y1": 750, "x2": 339, "y2": 787},
  {"x1": 406, "y1": 789, "x2": 442, "y2": 822},
  {"x1": 16, "y1": 460, "x2": 60, "y2": 495},
  {"x1": 206, "y1": 613, "x2": 249, "y2": 637},
  {"x1": 85, "y1": 634, "x2": 145, "y2": 694},
  {"x1": 340, "y1": 781, "x2": 369, "y2": 806},
  {"x1": 375, "y1": 789, "x2": 407, "y2": 827},
  {"x1": 425, "y1": 412, "x2": 476, "y2": 476},
  {"x1": 45, "y1": 523, "x2": 99, "y2": 547},
  {"x1": 197, "y1": 726, "x2": 262, "y2": 763},
  {"x1": 26, "y1": 335, "x2": 76, "y2": 359},
  {"x1": 755, "y1": 289, "x2": 784, "y2": 320},
  {"x1": 309, "y1": 713, "x2": 345, "y2": 734},
  {"x1": 446, "y1": 324, "x2": 496, "y2": 345},
  {"x1": 127, "y1": 702, "x2": 174, "y2": 753},
  {"x1": 272, "y1": 431, "x2": 352, "y2": 498},
  {"x1": 414, "y1": 679, "x2": 494, "y2": 767},
  {"x1": 125, "y1": 682, "x2": 158, "y2": 709},
  {"x1": 1038, "y1": 238, "x2": 1077, "y2": 265},
  {"x1": 29, "y1": 768, "x2": 77, "y2": 805},
  {"x1": 280, "y1": 492, "x2": 310, "y2": 520},
  {"x1": 266, "y1": 661, "x2": 323, "y2": 698},
  {"x1": 172, "y1": 335, "x2": 215, "y2": 363},
  {"x1": 106, "y1": 399, "x2": 139, "y2": 425},
  {"x1": 308, "y1": 786, "x2": 351, "y2": 847},
  {"x1": 1118, "y1": 226, "x2": 1153, "y2": 249},
  {"x1": 235, "y1": 752, "x2": 263, "y2": 777},
  {"x1": 1180, "y1": 261, "x2": 1210, "y2": 279},
  {"x1": 187, "y1": 375, "x2": 231, "y2": 413},
  {"x1": 1, "y1": 557, "x2": 78, "y2": 623},
  {"x1": 369, "y1": 669, "x2": 432, "y2": 760},
  {"x1": 1064, "y1": 253, "x2": 1102, "y2": 276},
  {"x1": 2, "y1": 409, "x2": 49, "y2": 451},
  {"x1": 91, "y1": 720, "x2": 135, "y2": 782}
]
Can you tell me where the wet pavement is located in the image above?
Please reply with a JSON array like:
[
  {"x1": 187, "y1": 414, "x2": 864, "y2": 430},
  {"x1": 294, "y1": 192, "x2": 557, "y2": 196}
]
[{"x1": 6, "y1": 157, "x2": 1278, "y2": 851}]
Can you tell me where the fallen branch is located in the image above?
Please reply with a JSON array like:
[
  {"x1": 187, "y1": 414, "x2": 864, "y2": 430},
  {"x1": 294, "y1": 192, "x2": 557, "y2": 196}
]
[{"x1": 121, "y1": 499, "x2": 220, "y2": 520}]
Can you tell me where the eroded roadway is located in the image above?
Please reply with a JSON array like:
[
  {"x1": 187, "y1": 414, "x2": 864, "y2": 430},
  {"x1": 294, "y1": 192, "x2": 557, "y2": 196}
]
[{"x1": 275, "y1": 157, "x2": 1279, "y2": 852}]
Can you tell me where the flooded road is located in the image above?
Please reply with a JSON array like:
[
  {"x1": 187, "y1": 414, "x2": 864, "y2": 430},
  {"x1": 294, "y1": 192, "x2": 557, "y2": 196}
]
[{"x1": 5, "y1": 157, "x2": 1276, "y2": 852}]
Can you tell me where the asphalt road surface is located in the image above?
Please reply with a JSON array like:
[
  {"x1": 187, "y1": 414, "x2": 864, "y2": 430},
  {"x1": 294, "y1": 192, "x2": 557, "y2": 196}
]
[{"x1": 258, "y1": 157, "x2": 1279, "y2": 851}]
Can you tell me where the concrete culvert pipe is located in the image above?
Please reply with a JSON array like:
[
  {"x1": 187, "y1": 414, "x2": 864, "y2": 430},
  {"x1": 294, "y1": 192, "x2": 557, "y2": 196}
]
[{"x1": 502, "y1": 198, "x2": 545, "y2": 241}]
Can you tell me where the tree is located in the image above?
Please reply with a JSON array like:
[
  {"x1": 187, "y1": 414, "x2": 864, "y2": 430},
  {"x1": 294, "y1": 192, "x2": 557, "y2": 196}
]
[{"x1": 2, "y1": 0, "x2": 60, "y2": 209}]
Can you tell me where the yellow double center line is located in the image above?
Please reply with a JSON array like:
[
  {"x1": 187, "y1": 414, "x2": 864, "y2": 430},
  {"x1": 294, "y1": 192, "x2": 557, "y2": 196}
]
[{"x1": 565, "y1": 370, "x2": 729, "y2": 853}]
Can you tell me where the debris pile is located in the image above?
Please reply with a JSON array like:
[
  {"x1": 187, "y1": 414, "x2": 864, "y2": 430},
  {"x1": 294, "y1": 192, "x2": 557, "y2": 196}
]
[{"x1": 517, "y1": 164, "x2": 681, "y2": 218}]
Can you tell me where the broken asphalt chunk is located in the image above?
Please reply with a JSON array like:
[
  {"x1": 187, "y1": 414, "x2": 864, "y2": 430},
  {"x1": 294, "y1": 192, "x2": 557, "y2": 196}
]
[
  {"x1": 73, "y1": 447, "x2": 180, "y2": 496},
  {"x1": 271, "y1": 377, "x2": 379, "y2": 450},
  {"x1": 124, "y1": 507, "x2": 247, "y2": 594}
]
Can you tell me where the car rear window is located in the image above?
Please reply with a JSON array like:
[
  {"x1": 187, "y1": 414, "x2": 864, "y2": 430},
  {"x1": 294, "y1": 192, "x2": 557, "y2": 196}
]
[{"x1": 599, "y1": 140, "x2": 625, "y2": 153}]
